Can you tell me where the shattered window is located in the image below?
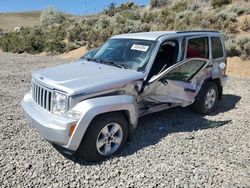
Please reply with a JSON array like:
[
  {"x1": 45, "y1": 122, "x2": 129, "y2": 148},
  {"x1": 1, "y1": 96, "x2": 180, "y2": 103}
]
[
  {"x1": 162, "y1": 59, "x2": 206, "y2": 82},
  {"x1": 186, "y1": 37, "x2": 209, "y2": 59},
  {"x1": 211, "y1": 37, "x2": 224, "y2": 59}
]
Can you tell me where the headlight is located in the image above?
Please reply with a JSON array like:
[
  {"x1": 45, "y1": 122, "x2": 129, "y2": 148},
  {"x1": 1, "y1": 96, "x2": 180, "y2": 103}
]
[{"x1": 52, "y1": 91, "x2": 68, "y2": 115}]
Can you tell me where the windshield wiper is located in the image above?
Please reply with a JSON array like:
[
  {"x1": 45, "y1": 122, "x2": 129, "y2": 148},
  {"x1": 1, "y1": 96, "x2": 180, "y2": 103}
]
[
  {"x1": 86, "y1": 58, "x2": 100, "y2": 63},
  {"x1": 100, "y1": 60, "x2": 126, "y2": 69}
]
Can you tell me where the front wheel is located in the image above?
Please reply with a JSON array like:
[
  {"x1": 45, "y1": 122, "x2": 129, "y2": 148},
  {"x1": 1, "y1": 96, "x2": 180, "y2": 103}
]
[
  {"x1": 78, "y1": 113, "x2": 129, "y2": 162},
  {"x1": 192, "y1": 82, "x2": 219, "y2": 115}
]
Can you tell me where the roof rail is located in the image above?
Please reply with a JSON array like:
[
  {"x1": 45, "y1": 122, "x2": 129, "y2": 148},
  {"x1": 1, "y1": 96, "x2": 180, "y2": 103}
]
[{"x1": 177, "y1": 30, "x2": 219, "y2": 33}]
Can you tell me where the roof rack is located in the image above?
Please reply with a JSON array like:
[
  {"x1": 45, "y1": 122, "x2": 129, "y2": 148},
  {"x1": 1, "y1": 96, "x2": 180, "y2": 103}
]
[{"x1": 177, "y1": 30, "x2": 219, "y2": 33}]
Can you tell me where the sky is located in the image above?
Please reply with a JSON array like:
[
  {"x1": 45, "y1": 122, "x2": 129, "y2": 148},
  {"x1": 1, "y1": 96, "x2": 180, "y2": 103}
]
[{"x1": 0, "y1": 0, "x2": 149, "y2": 15}]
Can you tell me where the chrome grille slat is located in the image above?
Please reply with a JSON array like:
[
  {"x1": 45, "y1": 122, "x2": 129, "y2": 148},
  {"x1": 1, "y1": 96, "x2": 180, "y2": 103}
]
[
  {"x1": 46, "y1": 91, "x2": 50, "y2": 111},
  {"x1": 36, "y1": 86, "x2": 39, "y2": 104},
  {"x1": 35, "y1": 85, "x2": 38, "y2": 103},
  {"x1": 32, "y1": 82, "x2": 52, "y2": 112},
  {"x1": 38, "y1": 87, "x2": 41, "y2": 105},
  {"x1": 38, "y1": 87, "x2": 41, "y2": 106},
  {"x1": 42, "y1": 89, "x2": 45, "y2": 108},
  {"x1": 36, "y1": 85, "x2": 38, "y2": 103}
]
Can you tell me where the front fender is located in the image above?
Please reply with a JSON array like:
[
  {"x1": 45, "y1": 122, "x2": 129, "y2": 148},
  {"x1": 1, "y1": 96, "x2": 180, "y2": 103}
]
[{"x1": 65, "y1": 95, "x2": 138, "y2": 151}]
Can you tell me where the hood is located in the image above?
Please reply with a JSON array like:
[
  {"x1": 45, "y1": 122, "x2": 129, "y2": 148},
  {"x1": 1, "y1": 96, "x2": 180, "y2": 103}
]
[{"x1": 32, "y1": 60, "x2": 144, "y2": 95}]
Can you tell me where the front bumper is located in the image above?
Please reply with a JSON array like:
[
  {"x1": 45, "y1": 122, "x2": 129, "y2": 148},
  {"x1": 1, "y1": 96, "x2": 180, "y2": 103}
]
[{"x1": 21, "y1": 92, "x2": 77, "y2": 150}]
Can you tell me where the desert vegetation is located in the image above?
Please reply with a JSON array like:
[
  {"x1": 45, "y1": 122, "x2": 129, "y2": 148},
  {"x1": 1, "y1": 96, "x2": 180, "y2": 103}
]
[{"x1": 0, "y1": 0, "x2": 249, "y2": 59}]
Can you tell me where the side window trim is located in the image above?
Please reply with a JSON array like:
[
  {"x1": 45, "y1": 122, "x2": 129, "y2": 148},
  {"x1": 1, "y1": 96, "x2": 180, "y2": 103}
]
[
  {"x1": 208, "y1": 36, "x2": 212, "y2": 59},
  {"x1": 184, "y1": 35, "x2": 209, "y2": 60},
  {"x1": 148, "y1": 58, "x2": 210, "y2": 84}
]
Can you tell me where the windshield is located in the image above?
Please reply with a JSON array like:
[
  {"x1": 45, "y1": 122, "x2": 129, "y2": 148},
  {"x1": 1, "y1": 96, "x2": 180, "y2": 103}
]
[{"x1": 92, "y1": 39, "x2": 155, "y2": 71}]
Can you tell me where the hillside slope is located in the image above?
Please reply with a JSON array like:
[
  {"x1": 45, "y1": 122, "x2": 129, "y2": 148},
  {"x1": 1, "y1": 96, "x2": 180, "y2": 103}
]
[
  {"x1": 0, "y1": 1, "x2": 249, "y2": 59},
  {"x1": 0, "y1": 11, "x2": 41, "y2": 32}
]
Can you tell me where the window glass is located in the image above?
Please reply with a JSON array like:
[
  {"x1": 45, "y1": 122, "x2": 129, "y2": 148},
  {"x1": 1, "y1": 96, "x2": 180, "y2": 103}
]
[
  {"x1": 211, "y1": 37, "x2": 224, "y2": 59},
  {"x1": 163, "y1": 60, "x2": 206, "y2": 82},
  {"x1": 148, "y1": 40, "x2": 179, "y2": 80},
  {"x1": 93, "y1": 39, "x2": 155, "y2": 71},
  {"x1": 186, "y1": 37, "x2": 209, "y2": 59}
]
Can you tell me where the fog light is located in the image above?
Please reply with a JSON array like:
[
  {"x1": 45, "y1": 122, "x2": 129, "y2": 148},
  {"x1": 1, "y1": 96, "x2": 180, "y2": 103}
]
[{"x1": 69, "y1": 124, "x2": 76, "y2": 137}]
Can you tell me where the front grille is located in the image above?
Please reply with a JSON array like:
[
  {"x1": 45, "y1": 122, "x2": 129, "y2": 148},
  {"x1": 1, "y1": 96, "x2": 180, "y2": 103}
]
[{"x1": 32, "y1": 82, "x2": 52, "y2": 111}]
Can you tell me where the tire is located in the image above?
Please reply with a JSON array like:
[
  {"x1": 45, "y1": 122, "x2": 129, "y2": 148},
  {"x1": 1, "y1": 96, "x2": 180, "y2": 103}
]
[
  {"x1": 192, "y1": 81, "x2": 219, "y2": 115},
  {"x1": 78, "y1": 112, "x2": 129, "y2": 162}
]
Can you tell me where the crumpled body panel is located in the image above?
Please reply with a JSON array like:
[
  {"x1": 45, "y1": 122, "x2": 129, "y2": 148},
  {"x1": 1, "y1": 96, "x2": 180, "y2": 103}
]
[
  {"x1": 140, "y1": 80, "x2": 197, "y2": 106},
  {"x1": 138, "y1": 59, "x2": 214, "y2": 113}
]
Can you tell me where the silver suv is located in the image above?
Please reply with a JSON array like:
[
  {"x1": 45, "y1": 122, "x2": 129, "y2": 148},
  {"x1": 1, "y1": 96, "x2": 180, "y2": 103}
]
[{"x1": 22, "y1": 31, "x2": 228, "y2": 162}]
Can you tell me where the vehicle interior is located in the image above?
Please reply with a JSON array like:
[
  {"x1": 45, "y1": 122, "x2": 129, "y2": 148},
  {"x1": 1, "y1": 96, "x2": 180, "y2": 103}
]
[
  {"x1": 186, "y1": 37, "x2": 209, "y2": 59},
  {"x1": 147, "y1": 40, "x2": 179, "y2": 80}
]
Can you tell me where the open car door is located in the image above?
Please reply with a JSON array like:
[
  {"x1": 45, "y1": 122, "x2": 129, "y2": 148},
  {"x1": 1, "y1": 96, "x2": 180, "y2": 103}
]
[{"x1": 139, "y1": 58, "x2": 213, "y2": 113}]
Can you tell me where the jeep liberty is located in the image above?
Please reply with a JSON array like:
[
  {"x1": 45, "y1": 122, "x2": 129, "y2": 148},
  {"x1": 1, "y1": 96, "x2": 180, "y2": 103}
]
[{"x1": 22, "y1": 31, "x2": 228, "y2": 161}]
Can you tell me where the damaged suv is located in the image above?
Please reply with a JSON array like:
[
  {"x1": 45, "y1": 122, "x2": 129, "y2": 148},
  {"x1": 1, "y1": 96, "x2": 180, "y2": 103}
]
[{"x1": 22, "y1": 31, "x2": 227, "y2": 161}]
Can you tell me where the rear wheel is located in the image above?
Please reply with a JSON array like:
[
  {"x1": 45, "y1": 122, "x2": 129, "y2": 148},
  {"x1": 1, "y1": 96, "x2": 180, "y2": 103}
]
[
  {"x1": 78, "y1": 113, "x2": 129, "y2": 162},
  {"x1": 193, "y1": 81, "x2": 219, "y2": 115}
]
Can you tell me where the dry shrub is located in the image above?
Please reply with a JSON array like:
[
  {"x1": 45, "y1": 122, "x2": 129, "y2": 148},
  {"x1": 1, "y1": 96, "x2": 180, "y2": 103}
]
[
  {"x1": 211, "y1": 0, "x2": 232, "y2": 8},
  {"x1": 240, "y1": 17, "x2": 250, "y2": 31}
]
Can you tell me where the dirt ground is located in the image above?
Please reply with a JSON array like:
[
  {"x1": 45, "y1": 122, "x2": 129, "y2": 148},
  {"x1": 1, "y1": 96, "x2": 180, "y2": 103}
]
[
  {"x1": 227, "y1": 57, "x2": 250, "y2": 79},
  {"x1": 60, "y1": 47, "x2": 88, "y2": 59}
]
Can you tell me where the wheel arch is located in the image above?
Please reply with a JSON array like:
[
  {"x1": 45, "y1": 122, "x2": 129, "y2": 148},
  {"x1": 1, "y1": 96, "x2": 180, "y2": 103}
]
[
  {"x1": 66, "y1": 95, "x2": 138, "y2": 151},
  {"x1": 86, "y1": 110, "x2": 135, "y2": 141},
  {"x1": 202, "y1": 77, "x2": 223, "y2": 100}
]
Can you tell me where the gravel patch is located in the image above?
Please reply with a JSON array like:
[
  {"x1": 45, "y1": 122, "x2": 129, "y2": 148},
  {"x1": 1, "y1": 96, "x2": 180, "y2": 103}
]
[{"x1": 0, "y1": 52, "x2": 249, "y2": 187}]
